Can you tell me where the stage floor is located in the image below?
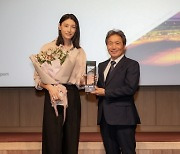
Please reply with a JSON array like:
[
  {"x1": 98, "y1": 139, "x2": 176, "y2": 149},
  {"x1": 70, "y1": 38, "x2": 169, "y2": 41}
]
[{"x1": 0, "y1": 132, "x2": 180, "y2": 154}]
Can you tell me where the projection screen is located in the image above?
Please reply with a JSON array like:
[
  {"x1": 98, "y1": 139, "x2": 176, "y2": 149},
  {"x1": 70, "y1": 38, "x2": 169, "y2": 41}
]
[{"x1": 0, "y1": 0, "x2": 180, "y2": 86}]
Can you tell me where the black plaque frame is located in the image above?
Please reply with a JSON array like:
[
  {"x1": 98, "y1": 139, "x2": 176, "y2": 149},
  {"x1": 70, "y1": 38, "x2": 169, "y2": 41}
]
[{"x1": 85, "y1": 61, "x2": 96, "y2": 92}]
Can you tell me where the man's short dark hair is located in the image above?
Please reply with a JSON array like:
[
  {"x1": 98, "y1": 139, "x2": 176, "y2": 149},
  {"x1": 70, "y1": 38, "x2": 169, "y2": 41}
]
[{"x1": 105, "y1": 29, "x2": 126, "y2": 46}]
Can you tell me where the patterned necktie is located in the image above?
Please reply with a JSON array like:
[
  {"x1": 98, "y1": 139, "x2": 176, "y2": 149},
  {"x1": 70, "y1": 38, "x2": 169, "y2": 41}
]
[{"x1": 106, "y1": 61, "x2": 116, "y2": 83}]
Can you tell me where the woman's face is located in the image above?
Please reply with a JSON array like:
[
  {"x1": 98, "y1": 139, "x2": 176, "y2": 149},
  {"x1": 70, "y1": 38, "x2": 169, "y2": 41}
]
[{"x1": 59, "y1": 18, "x2": 76, "y2": 41}]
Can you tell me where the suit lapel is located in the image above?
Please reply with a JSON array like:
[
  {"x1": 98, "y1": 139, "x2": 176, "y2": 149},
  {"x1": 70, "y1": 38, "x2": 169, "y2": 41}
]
[
  {"x1": 105, "y1": 56, "x2": 126, "y2": 86},
  {"x1": 99, "y1": 60, "x2": 109, "y2": 87}
]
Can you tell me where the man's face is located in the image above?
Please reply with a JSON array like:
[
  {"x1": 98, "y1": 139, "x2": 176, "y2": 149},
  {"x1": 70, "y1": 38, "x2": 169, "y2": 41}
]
[{"x1": 106, "y1": 34, "x2": 125, "y2": 60}]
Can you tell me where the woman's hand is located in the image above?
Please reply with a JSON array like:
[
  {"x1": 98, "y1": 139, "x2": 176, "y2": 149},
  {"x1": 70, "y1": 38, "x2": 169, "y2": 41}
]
[
  {"x1": 38, "y1": 82, "x2": 61, "y2": 117},
  {"x1": 80, "y1": 74, "x2": 98, "y2": 86},
  {"x1": 46, "y1": 85, "x2": 60, "y2": 102},
  {"x1": 79, "y1": 75, "x2": 86, "y2": 86},
  {"x1": 39, "y1": 83, "x2": 60, "y2": 102}
]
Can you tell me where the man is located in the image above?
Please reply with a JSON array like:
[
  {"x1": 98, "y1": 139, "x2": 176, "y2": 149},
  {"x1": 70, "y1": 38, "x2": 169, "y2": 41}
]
[{"x1": 91, "y1": 29, "x2": 140, "y2": 154}]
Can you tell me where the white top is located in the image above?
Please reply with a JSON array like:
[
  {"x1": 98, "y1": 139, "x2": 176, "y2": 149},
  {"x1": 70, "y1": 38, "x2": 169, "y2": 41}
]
[{"x1": 33, "y1": 40, "x2": 86, "y2": 90}]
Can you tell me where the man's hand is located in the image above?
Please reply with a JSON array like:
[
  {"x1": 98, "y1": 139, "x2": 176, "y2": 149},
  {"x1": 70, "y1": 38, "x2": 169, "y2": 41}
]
[{"x1": 91, "y1": 86, "x2": 105, "y2": 96}]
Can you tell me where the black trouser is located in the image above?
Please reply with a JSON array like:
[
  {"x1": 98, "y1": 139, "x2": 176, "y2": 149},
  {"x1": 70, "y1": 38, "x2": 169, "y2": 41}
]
[
  {"x1": 100, "y1": 113, "x2": 137, "y2": 154},
  {"x1": 42, "y1": 85, "x2": 81, "y2": 154}
]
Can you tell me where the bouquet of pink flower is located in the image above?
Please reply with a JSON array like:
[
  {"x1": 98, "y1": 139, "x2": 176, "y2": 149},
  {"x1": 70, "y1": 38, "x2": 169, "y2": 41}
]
[
  {"x1": 36, "y1": 47, "x2": 68, "y2": 65},
  {"x1": 29, "y1": 47, "x2": 69, "y2": 118}
]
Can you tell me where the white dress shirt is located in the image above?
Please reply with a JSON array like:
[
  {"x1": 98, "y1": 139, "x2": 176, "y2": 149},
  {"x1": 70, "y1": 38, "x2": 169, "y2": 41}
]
[{"x1": 104, "y1": 54, "x2": 124, "y2": 81}]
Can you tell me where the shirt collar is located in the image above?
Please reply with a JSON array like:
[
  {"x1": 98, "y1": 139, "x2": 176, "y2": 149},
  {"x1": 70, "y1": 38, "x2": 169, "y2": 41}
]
[
  {"x1": 110, "y1": 54, "x2": 124, "y2": 64},
  {"x1": 59, "y1": 44, "x2": 74, "y2": 51}
]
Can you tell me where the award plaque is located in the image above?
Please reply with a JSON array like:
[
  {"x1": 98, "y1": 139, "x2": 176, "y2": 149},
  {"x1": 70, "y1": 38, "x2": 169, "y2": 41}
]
[{"x1": 85, "y1": 61, "x2": 96, "y2": 92}]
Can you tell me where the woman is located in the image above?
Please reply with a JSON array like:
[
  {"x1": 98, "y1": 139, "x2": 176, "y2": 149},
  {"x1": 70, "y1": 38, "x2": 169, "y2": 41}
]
[{"x1": 34, "y1": 14, "x2": 86, "y2": 154}]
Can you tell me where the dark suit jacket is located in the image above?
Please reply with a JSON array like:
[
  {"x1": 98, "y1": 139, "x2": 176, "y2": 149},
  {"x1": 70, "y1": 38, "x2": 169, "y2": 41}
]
[{"x1": 97, "y1": 56, "x2": 140, "y2": 125}]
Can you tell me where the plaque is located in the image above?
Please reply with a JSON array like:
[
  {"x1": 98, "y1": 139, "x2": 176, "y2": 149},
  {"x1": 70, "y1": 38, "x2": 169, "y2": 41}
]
[{"x1": 85, "y1": 61, "x2": 96, "y2": 92}]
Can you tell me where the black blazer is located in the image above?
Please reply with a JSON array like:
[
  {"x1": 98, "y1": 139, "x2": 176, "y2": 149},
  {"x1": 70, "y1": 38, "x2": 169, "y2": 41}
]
[{"x1": 97, "y1": 56, "x2": 140, "y2": 125}]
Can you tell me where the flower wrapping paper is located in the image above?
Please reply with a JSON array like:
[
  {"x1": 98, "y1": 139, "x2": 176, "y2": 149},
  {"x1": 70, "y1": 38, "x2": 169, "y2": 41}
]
[{"x1": 29, "y1": 54, "x2": 67, "y2": 119}]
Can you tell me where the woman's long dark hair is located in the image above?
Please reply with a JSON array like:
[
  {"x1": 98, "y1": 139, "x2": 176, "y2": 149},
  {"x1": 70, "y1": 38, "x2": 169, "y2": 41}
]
[{"x1": 56, "y1": 14, "x2": 81, "y2": 49}]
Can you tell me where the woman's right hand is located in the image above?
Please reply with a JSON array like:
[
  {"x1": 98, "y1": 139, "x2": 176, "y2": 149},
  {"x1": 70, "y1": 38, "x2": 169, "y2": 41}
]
[
  {"x1": 39, "y1": 82, "x2": 59, "y2": 103},
  {"x1": 46, "y1": 85, "x2": 60, "y2": 102},
  {"x1": 41, "y1": 84, "x2": 59, "y2": 116}
]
